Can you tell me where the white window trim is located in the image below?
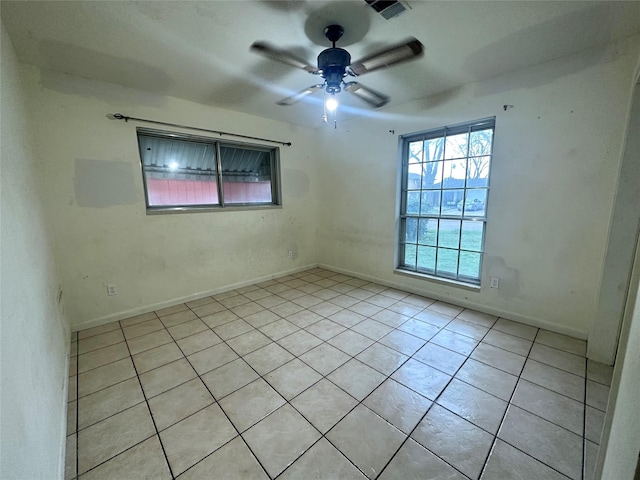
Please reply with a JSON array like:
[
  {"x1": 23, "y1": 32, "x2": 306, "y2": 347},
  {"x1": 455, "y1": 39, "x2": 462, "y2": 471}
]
[{"x1": 395, "y1": 118, "x2": 495, "y2": 286}]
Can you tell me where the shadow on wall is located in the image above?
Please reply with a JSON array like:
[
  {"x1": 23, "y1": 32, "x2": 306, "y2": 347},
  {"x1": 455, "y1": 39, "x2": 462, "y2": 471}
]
[
  {"x1": 304, "y1": 1, "x2": 371, "y2": 48},
  {"x1": 282, "y1": 169, "x2": 311, "y2": 198},
  {"x1": 205, "y1": 58, "x2": 302, "y2": 108},
  {"x1": 256, "y1": 0, "x2": 307, "y2": 13},
  {"x1": 414, "y1": 88, "x2": 465, "y2": 111},
  {"x1": 464, "y1": 4, "x2": 615, "y2": 97},
  {"x1": 37, "y1": 40, "x2": 172, "y2": 108}
]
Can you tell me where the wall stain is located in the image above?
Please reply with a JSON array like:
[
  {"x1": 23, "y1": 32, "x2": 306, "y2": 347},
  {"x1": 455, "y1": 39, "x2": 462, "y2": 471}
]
[{"x1": 483, "y1": 255, "x2": 521, "y2": 298}]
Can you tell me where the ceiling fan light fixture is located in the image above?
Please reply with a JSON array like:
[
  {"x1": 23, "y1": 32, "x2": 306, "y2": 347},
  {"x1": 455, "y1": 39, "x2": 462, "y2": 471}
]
[{"x1": 325, "y1": 96, "x2": 338, "y2": 112}]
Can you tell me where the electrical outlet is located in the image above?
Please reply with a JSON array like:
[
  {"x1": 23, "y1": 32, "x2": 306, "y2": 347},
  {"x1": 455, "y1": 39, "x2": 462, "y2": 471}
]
[
  {"x1": 107, "y1": 284, "x2": 118, "y2": 296},
  {"x1": 287, "y1": 250, "x2": 294, "y2": 258},
  {"x1": 490, "y1": 277, "x2": 500, "y2": 289}
]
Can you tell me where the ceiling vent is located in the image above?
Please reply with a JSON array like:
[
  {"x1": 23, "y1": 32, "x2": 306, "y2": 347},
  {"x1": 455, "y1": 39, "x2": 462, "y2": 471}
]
[{"x1": 364, "y1": 0, "x2": 408, "y2": 20}]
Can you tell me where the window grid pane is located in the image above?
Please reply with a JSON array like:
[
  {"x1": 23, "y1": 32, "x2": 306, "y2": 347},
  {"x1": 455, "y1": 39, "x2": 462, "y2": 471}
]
[
  {"x1": 402, "y1": 244, "x2": 417, "y2": 269},
  {"x1": 398, "y1": 119, "x2": 494, "y2": 284},
  {"x1": 417, "y1": 245, "x2": 436, "y2": 273}
]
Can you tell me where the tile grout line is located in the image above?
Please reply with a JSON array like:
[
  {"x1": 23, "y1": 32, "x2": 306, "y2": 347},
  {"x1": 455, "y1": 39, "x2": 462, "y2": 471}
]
[
  {"x1": 477, "y1": 325, "x2": 539, "y2": 479},
  {"x1": 271, "y1": 328, "x2": 412, "y2": 479},
  {"x1": 75, "y1": 314, "x2": 501, "y2": 478},
  {"x1": 581, "y1": 357, "x2": 588, "y2": 480},
  {"x1": 87, "y1": 302, "x2": 452, "y2": 476},
  {"x1": 83, "y1": 319, "x2": 567, "y2": 427},
  {"x1": 120, "y1": 321, "x2": 177, "y2": 480},
  {"x1": 74, "y1": 336, "x2": 79, "y2": 480},
  {"x1": 74, "y1": 320, "x2": 175, "y2": 479},
  {"x1": 165, "y1": 280, "x2": 315, "y2": 479},
  {"x1": 167, "y1": 302, "x2": 274, "y2": 480},
  {"x1": 479, "y1": 327, "x2": 582, "y2": 480},
  {"x1": 367, "y1": 308, "x2": 585, "y2": 479},
  {"x1": 262, "y1": 340, "x2": 394, "y2": 479},
  {"x1": 174, "y1": 275, "x2": 382, "y2": 476},
  {"x1": 371, "y1": 313, "x2": 496, "y2": 480},
  {"x1": 71, "y1": 272, "x2": 396, "y2": 478},
  {"x1": 79, "y1": 316, "x2": 352, "y2": 478},
  {"x1": 396, "y1": 318, "x2": 591, "y2": 414},
  {"x1": 72, "y1": 268, "x2": 592, "y2": 479},
  {"x1": 172, "y1": 279, "x2": 417, "y2": 479},
  {"x1": 262, "y1": 274, "x2": 584, "y2": 476},
  {"x1": 210, "y1": 332, "x2": 362, "y2": 479},
  {"x1": 515, "y1": 359, "x2": 589, "y2": 403}
]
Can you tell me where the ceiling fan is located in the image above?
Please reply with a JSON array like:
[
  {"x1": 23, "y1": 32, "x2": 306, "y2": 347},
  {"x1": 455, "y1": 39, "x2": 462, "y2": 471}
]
[{"x1": 251, "y1": 24, "x2": 423, "y2": 109}]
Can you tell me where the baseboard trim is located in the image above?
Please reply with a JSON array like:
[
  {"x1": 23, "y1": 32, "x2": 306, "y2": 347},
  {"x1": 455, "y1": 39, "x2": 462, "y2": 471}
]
[
  {"x1": 73, "y1": 262, "x2": 588, "y2": 341},
  {"x1": 318, "y1": 264, "x2": 589, "y2": 340},
  {"x1": 60, "y1": 343, "x2": 72, "y2": 480},
  {"x1": 71, "y1": 263, "x2": 319, "y2": 332}
]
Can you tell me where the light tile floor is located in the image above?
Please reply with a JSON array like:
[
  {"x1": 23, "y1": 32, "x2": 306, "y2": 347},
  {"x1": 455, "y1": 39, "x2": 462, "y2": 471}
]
[{"x1": 66, "y1": 268, "x2": 614, "y2": 480}]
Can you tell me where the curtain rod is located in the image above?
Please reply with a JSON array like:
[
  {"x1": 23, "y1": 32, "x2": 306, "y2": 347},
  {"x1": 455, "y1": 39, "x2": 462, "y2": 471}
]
[{"x1": 107, "y1": 113, "x2": 292, "y2": 147}]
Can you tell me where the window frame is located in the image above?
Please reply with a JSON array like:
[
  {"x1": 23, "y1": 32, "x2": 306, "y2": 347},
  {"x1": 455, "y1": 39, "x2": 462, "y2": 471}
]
[
  {"x1": 136, "y1": 127, "x2": 282, "y2": 214},
  {"x1": 395, "y1": 118, "x2": 495, "y2": 286}
]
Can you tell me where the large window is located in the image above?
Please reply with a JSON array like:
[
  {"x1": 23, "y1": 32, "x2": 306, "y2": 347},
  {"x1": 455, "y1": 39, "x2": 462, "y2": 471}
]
[
  {"x1": 137, "y1": 129, "x2": 281, "y2": 212},
  {"x1": 397, "y1": 118, "x2": 495, "y2": 285}
]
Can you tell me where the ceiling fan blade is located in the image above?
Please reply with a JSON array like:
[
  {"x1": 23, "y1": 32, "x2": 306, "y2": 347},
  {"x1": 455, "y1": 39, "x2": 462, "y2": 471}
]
[
  {"x1": 277, "y1": 84, "x2": 324, "y2": 106},
  {"x1": 348, "y1": 38, "x2": 423, "y2": 76},
  {"x1": 344, "y1": 82, "x2": 390, "y2": 108},
  {"x1": 251, "y1": 41, "x2": 319, "y2": 74}
]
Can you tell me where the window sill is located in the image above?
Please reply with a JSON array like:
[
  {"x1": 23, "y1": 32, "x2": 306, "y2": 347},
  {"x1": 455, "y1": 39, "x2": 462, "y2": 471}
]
[
  {"x1": 393, "y1": 268, "x2": 482, "y2": 291},
  {"x1": 146, "y1": 204, "x2": 282, "y2": 215}
]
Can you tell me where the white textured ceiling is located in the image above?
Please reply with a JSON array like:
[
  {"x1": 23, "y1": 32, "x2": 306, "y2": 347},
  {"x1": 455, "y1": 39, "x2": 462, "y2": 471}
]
[{"x1": 3, "y1": 0, "x2": 640, "y2": 128}]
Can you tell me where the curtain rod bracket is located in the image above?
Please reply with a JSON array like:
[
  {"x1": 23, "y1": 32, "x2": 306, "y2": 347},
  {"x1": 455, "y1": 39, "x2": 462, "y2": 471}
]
[{"x1": 108, "y1": 113, "x2": 292, "y2": 146}]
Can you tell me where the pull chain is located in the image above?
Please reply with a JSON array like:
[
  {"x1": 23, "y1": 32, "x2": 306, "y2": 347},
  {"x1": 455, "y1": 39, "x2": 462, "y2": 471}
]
[{"x1": 322, "y1": 88, "x2": 328, "y2": 123}]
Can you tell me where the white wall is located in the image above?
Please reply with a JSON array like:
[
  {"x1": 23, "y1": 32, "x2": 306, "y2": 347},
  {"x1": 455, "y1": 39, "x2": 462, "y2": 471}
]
[
  {"x1": 317, "y1": 36, "x2": 640, "y2": 339},
  {"x1": 597, "y1": 237, "x2": 640, "y2": 479},
  {"x1": 0, "y1": 22, "x2": 70, "y2": 479},
  {"x1": 18, "y1": 25, "x2": 638, "y2": 345},
  {"x1": 589, "y1": 76, "x2": 640, "y2": 364},
  {"x1": 21, "y1": 64, "x2": 322, "y2": 330},
  {"x1": 2, "y1": 14, "x2": 638, "y2": 480}
]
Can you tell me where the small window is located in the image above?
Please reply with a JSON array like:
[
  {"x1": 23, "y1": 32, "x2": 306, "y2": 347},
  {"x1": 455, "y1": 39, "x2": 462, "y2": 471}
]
[
  {"x1": 397, "y1": 118, "x2": 495, "y2": 285},
  {"x1": 137, "y1": 129, "x2": 281, "y2": 212}
]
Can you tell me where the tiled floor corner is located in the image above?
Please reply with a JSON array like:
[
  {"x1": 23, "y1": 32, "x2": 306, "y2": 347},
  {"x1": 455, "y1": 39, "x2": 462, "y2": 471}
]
[{"x1": 66, "y1": 268, "x2": 614, "y2": 479}]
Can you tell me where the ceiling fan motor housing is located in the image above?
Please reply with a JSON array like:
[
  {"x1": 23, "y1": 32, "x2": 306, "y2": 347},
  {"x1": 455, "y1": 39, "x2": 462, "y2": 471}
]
[{"x1": 318, "y1": 48, "x2": 351, "y2": 94}]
